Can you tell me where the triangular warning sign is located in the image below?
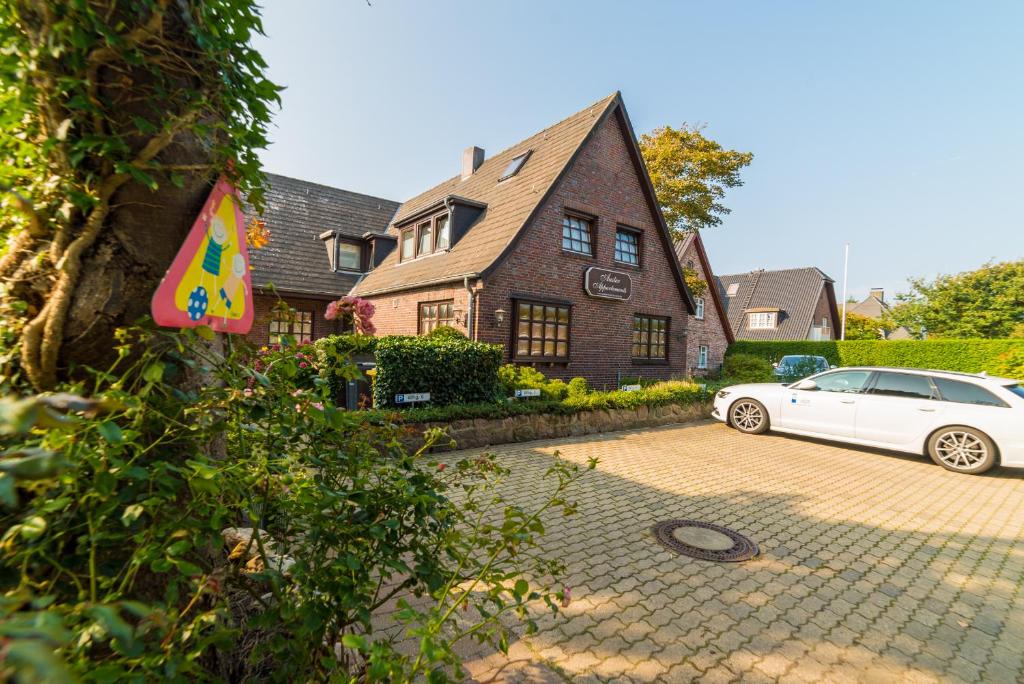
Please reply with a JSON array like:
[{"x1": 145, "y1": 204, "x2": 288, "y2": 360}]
[{"x1": 151, "y1": 176, "x2": 254, "y2": 334}]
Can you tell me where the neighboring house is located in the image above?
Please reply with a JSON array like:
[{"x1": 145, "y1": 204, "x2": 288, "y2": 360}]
[
  {"x1": 715, "y1": 267, "x2": 840, "y2": 341},
  {"x1": 350, "y1": 92, "x2": 696, "y2": 387},
  {"x1": 847, "y1": 287, "x2": 916, "y2": 340},
  {"x1": 674, "y1": 232, "x2": 734, "y2": 375},
  {"x1": 245, "y1": 173, "x2": 400, "y2": 345}
]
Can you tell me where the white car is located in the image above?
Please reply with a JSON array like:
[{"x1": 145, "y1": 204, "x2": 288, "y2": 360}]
[{"x1": 712, "y1": 367, "x2": 1024, "y2": 475}]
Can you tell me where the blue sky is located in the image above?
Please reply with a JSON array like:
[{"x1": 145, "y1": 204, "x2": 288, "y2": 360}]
[{"x1": 253, "y1": 1, "x2": 1023, "y2": 301}]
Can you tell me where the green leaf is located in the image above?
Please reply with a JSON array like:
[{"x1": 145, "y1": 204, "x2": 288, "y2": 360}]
[
  {"x1": 194, "y1": 325, "x2": 215, "y2": 341},
  {"x1": 20, "y1": 515, "x2": 48, "y2": 540},
  {"x1": 143, "y1": 363, "x2": 164, "y2": 383},
  {"x1": 121, "y1": 504, "x2": 144, "y2": 526},
  {"x1": 0, "y1": 473, "x2": 15, "y2": 507},
  {"x1": 513, "y1": 579, "x2": 529, "y2": 598},
  {"x1": 2, "y1": 639, "x2": 75, "y2": 683},
  {"x1": 97, "y1": 421, "x2": 123, "y2": 444},
  {"x1": 0, "y1": 449, "x2": 65, "y2": 480},
  {"x1": 341, "y1": 633, "x2": 367, "y2": 651}
]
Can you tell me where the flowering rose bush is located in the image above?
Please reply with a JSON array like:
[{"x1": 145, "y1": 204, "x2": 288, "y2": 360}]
[{"x1": 325, "y1": 295, "x2": 376, "y2": 335}]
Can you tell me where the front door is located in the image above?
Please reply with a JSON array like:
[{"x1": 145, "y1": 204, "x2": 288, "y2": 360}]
[
  {"x1": 778, "y1": 369, "x2": 873, "y2": 437},
  {"x1": 855, "y1": 371, "x2": 945, "y2": 446}
]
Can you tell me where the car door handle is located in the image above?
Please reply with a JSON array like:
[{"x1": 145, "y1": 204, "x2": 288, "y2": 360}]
[
  {"x1": 840, "y1": 399, "x2": 856, "y2": 404},
  {"x1": 917, "y1": 407, "x2": 936, "y2": 412}
]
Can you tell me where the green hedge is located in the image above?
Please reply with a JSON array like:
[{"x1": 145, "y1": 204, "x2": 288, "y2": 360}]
[
  {"x1": 726, "y1": 339, "x2": 1024, "y2": 376},
  {"x1": 373, "y1": 336, "x2": 503, "y2": 408},
  {"x1": 361, "y1": 380, "x2": 712, "y2": 423}
]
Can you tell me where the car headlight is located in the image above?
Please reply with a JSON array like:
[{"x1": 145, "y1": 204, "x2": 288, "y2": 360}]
[{"x1": 716, "y1": 390, "x2": 731, "y2": 399}]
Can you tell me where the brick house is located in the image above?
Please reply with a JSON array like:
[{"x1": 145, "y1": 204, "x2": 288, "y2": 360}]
[
  {"x1": 350, "y1": 92, "x2": 697, "y2": 388},
  {"x1": 715, "y1": 267, "x2": 841, "y2": 341},
  {"x1": 244, "y1": 174, "x2": 399, "y2": 346},
  {"x1": 674, "y1": 232, "x2": 734, "y2": 374}
]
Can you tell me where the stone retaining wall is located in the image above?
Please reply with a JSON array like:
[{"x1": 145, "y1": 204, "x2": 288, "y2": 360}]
[{"x1": 400, "y1": 400, "x2": 713, "y2": 451}]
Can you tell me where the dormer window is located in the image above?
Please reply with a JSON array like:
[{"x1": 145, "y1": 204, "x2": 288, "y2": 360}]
[
  {"x1": 499, "y1": 150, "x2": 531, "y2": 181},
  {"x1": 748, "y1": 311, "x2": 777, "y2": 329},
  {"x1": 399, "y1": 212, "x2": 452, "y2": 262},
  {"x1": 337, "y1": 242, "x2": 361, "y2": 271}
]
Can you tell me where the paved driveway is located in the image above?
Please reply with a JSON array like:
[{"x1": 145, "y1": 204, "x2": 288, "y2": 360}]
[{"x1": 456, "y1": 420, "x2": 1024, "y2": 683}]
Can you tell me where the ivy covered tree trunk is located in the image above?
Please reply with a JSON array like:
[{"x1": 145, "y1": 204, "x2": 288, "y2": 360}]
[{"x1": 0, "y1": 1, "x2": 278, "y2": 390}]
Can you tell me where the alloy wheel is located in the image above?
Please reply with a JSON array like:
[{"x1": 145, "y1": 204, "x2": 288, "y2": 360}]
[
  {"x1": 731, "y1": 401, "x2": 764, "y2": 432},
  {"x1": 934, "y1": 430, "x2": 988, "y2": 470}
]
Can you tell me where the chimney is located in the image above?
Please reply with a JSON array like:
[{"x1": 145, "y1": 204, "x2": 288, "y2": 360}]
[
  {"x1": 870, "y1": 287, "x2": 885, "y2": 302},
  {"x1": 461, "y1": 146, "x2": 485, "y2": 180}
]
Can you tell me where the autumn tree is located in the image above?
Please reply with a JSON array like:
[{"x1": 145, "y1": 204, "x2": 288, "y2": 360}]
[
  {"x1": 639, "y1": 124, "x2": 753, "y2": 238},
  {"x1": 0, "y1": 1, "x2": 280, "y2": 391},
  {"x1": 883, "y1": 260, "x2": 1024, "y2": 339}
]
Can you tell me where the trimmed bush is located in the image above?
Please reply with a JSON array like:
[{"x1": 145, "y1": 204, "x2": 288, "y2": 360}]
[
  {"x1": 426, "y1": 325, "x2": 467, "y2": 340},
  {"x1": 726, "y1": 339, "x2": 1024, "y2": 376},
  {"x1": 362, "y1": 379, "x2": 712, "y2": 424},
  {"x1": 374, "y1": 335, "x2": 503, "y2": 407},
  {"x1": 722, "y1": 353, "x2": 774, "y2": 383}
]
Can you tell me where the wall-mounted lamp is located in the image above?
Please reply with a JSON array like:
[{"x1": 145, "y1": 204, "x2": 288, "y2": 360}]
[{"x1": 494, "y1": 308, "x2": 508, "y2": 325}]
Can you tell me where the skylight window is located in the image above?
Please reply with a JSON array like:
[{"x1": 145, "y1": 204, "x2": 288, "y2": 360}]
[
  {"x1": 726, "y1": 283, "x2": 740, "y2": 297},
  {"x1": 499, "y1": 150, "x2": 532, "y2": 181}
]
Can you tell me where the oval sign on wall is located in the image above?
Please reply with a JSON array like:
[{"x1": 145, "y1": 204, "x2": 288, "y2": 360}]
[{"x1": 584, "y1": 267, "x2": 632, "y2": 301}]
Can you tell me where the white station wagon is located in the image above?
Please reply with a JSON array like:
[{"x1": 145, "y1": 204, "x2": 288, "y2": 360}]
[{"x1": 712, "y1": 367, "x2": 1024, "y2": 475}]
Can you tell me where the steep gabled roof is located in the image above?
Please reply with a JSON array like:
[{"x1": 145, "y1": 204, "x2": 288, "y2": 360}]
[
  {"x1": 245, "y1": 173, "x2": 400, "y2": 297},
  {"x1": 351, "y1": 93, "x2": 634, "y2": 297},
  {"x1": 715, "y1": 267, "x2": 837, "y2": 340},
  {"x1": 848, "y1": 294, "x2": 889, "y2": 319},
  {"x1": 674, "y1": 232, "x2": 735, "y2": 344}
]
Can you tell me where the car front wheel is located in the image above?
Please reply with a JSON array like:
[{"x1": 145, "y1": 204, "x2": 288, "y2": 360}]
[
  {"x1": 927, "y1": 426, "x2": 997, "y2": 475},
  {"x1": 730, "y1": 399, "x2": 770, "y2": 435}
]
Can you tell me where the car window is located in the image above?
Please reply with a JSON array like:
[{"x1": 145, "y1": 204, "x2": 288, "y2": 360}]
[
  {"x1": 870, "y1": 372, "x2": 935, "y2": 400},
  {"x1": 933, "y1": 378, "x2": 1008, "y2": 407},
  {"x1": 811, "y1": 370, "x2": 872, "y2": 393},
  {"x1": 1007, "y1": 385, "x2": 1024, "y2": 400}
]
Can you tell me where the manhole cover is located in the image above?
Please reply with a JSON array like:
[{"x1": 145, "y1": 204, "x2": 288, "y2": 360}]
[{"x1": 652, "y1": 520, "x2": 759, "y2": 562}]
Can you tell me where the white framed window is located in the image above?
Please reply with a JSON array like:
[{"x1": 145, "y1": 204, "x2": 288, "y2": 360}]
[
  {"x1": 698, "y1": 345, "x2": 709, "y2": 369},
  {"x1": 694, "y1": 297, "x2": 705, "y2": 320},
  {"x1": 748, "y1": 312, "x2": 776, "y2": 329},
  {"x1": 337, "y1": 242, "x2": 361, "y2": 271},
  {"x1": 561, "y1": 215, "x2": 593, "y2": 255}
]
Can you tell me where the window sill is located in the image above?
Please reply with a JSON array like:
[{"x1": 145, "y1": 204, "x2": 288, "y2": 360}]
[
  {"x1": 631, "y1": 358, "x2": 670, "y2": 366},
  {"x1": 613, "y1": 260, "x2": 642, "y2": 270},
  {"x1": 513, "y1": 357, "x2": 570, "y2": 365},
  {"x1": 560, "y1": 249, "x2": 596, "y2": 261}
]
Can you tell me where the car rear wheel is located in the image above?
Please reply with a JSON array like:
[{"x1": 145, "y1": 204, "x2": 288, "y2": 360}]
[
  {"x1": 730, "y1": 399, "x2": 769, "y2": 435},
  {"x1": 927, "y1": 426, "x2": 997, "y2": 475}
]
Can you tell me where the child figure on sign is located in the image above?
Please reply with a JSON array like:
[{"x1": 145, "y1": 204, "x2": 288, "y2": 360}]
[
  {"x1": 219, "y1": 254, "x2": 248, "y2": 323},
  {"x1": 187, "y1": 215, "x2": 231, "y2": 321}
]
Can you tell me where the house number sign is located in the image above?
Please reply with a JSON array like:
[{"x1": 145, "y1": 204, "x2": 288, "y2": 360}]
[{"x1": 584, "y1": 267, "x2": 632, "y2": 301}]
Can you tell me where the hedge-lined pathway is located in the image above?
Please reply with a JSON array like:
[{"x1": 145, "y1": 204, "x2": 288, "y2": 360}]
[{"x1": 453, "y1": 421, "x2": 1024, "y2": 683}]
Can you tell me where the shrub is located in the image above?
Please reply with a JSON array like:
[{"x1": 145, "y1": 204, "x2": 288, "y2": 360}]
[
  {"x1": 0, "y1": 328, "x2": 588, "y2": 681},
  {"x1": 364, "y1": 379, "x2": 713, "y2": 424},
  {"x1": 991, "y1": 348, "x2": 1024, "y2": 380},
  {"x1": 313, "y1": 333, "x2": 378, "y2": 402},
  {"x1": 567, "y1": 377, "x2": 589, "y2": 397},
  {"x1": 374, "y1": 336, "x2": 503, "y2": 407},
  {"x1": 497, "y1": 365, "x2": 569, "y2": 400},
  {"x1": 722, "y1": 353, "x2": 774, "y2": 383},
  {"x1": 726, "y1": 339, "x2": 1024, "y2": 375},
  {"x1": 426, "y1": 325, "x2": 467, "y2": 340}
]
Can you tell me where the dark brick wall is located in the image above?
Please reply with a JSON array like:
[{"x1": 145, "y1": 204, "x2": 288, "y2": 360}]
[
  {"x1": 366, "y1": 283, "x2": 473, "y2": 337},
  {"x1": 478, "y1": 112, "x2": 690, "y2": 389},
  {"x1": 247, "y1": 293, "x2": 349, "y2": 346},
  {"x1": 677, "y1": 239, "x2": 730, "y2": 376}
]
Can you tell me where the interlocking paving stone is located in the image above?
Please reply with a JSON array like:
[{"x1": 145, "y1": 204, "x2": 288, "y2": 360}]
[{"x1": 452, "y1": 420, "x2": 1024, "y2": 682}]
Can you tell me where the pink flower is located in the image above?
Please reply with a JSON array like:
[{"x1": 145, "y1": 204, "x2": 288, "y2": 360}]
[
  {"x1": 561, "y1": 586, "x2": 572, "y2": 608},
  {"x1": 437, "y1": 463, "x2": 446, "y2": 472},
  {"x1": 243, "y1": 388, "x2": 253, "y2": 397},
  {"x1": 312, "y1": 402, "x2": 324, "y2": 411},
  {"x1": 325, "y1": 301, "x2": 339, "y2": 320},
  {"x1": 299, "y1": 361, "x2": 308, "y2": 369}
]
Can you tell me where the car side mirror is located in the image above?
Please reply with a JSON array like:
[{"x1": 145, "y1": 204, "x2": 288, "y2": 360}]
[
  {"x1": 772, "y1": 362, "x2": 779, "y2": 368},
  {"x1": 793, "y1": 379, "x2": 817, "y2": 391},
  {"x1": 829, "y1": 364, "x2": 837, "y2": 370}
]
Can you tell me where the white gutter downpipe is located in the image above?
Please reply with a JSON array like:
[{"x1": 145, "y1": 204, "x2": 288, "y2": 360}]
[{"x1": 464, "y1": 275, "x2": 475, "y2": 340}]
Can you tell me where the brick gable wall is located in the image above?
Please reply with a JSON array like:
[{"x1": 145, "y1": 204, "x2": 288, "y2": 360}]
[
  {"x1": 475, "y1": 112, "x2": 689, "y2": 389},
  {"x1": 247, "y1": 294, "x2": 350, "y2": 346},
  {"x1": 676, "y1": 239, "x2": 731, "y2": 375}
]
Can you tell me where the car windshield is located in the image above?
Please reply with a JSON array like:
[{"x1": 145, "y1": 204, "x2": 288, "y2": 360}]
[
  {"x1": 779, "y1": 356, "x2": 805, "y2": 366},
  {"x1": 1006, "y1": 384, "x2": 1024, "y2": 400}
]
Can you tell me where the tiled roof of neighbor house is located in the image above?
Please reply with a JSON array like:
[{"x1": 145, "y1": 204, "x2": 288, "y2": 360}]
[
  {"x1": 848, "y1": 294, "x2": 889, "y2": 319},
  {"x1": 245, "y1": 173, "x2": 400, "y2": 297},
  {"x1": 715, "y1": 267, "x2": 835, "y2": 340},
  {"x1": 351, "y1": 93, "x2": 621, "y2": 296},
  {"x1": 673, "y1": 232, "x2": 735, "y2": 344}
]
